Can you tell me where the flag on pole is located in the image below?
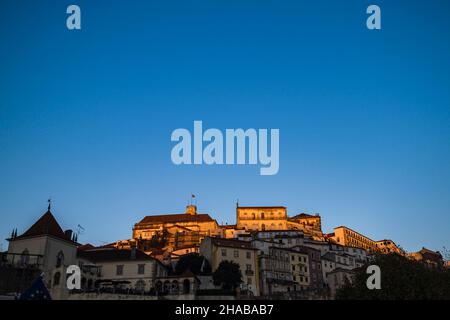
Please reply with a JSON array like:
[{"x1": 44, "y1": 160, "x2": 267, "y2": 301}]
[{"x1": 19, "y1": 275, "x2": 52, "y2": 300}]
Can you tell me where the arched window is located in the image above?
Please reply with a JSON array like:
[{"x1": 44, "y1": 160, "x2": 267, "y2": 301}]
[
  {"x1": 261, "y1": 224, "x2": 266, "y2": 231},
  {"x1": 183, "y1": 279, "x2": 190, "y2": 294},
  {"x1": 135, "y1": 280, "x2": 146, "y2": 293},
  {"x1": 172, "y1": 280, "x2": 179, "y2": 294},
  {"x1": 53, "y1": 272, "x2": 61, "y2": 286},
  {"x1": 261, "y1": 212, "x2": 265, "y2": 219},
  {"x1": 56, "y1": 251, "x2": 64, "y2": 268},
  {"x1": 163, "y1": 280, "x2": 171, "y2": 293},
  {"x1": 155, "y1": 281, "x2": 163, "y2": 293}
]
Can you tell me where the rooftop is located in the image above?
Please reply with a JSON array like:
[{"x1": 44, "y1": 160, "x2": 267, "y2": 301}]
[
  {"x1": 12, "y1": 210, "x2": 75, "y2": 244},
  {"x1": 137, "y1": 213, "x2": 215, "y2": 225},
  {"x1": 209, "y1": 237, "x2": 256, "y2": 250},
  {"x1": 78, "y1": 247, "x2": 157, "y2": 262}
]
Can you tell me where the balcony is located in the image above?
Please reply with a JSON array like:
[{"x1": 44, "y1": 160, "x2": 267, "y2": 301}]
[{"x1": 0, "y1": 252, "x2": 43, "y2": 269}]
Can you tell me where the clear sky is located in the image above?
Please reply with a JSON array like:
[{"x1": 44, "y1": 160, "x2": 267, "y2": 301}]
[{"x1": 1, "y1": 0, "x2": 449, "y2": 253}]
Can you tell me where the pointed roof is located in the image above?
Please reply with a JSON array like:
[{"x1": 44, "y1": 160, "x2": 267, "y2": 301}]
[{"x1": 14, "y1": 210, "x2": 74, "y2": 243}]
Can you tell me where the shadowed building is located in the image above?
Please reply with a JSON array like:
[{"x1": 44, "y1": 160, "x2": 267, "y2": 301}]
[{"x1": 4, "y1": 204, "x2": 79, "y2": 299}]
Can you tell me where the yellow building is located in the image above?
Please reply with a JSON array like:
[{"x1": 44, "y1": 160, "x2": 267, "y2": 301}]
[
  {"x1": 375, "y1": 239, "x2": 404, "y2": 255},
  {"x1": 132, "y1": 205, "x2": 220, "y2": 251},
  {"x1": 289, "y1": 249, "x2": 310, "y2": 290},
  {"x1": 330, "y1": 226, "x2": 402, "y2": 255},
  {"x1": 199, "y1": 237, "x2": 260, "y2": 296},
  {"x1": 287, "y1": 213, "x2": 324, "y2": 240},
  {"x1": 236, "y1": 205, "x2": 288, "y2": 231}
]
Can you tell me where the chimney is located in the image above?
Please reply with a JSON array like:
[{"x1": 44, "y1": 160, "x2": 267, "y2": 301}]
[
  {"x1": 186, "y1": 205, "x2": 197, "y2": 215},
  {"x1": 64, "y1": 229, "x2": 73, "y2": 240}
]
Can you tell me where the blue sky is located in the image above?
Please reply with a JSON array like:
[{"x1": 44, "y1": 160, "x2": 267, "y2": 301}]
[{"x1": 0, "y1": 0, "x2": 449, "y2": 253}]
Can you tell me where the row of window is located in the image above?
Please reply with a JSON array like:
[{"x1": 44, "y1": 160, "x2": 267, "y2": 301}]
[
  {"x1": 116, "y1": 264, "x2": 146, "y2": 275},
  {"x1": 221, "y1": 249, "x2": 252, "y2": 259}
]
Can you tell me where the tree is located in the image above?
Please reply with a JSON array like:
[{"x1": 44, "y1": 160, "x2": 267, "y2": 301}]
[
  {"x1": 174, "y1": 253, "x2": 212, "y2": 275},
  {"x1": 212, "y1": 260, "x2": 243, "y2": 292},
  {"x1": 336, "y1": 254, "x2": 450, "y2": 300}
]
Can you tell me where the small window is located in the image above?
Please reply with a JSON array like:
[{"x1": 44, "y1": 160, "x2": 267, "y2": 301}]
[
  {"x1": 246, "y1": 251, "x2": 251, "y2": 259},
  {"x1": 234, "y1": 250, "x2": 239, "y2": 258},
  {"x1": 138, "y1": 264, "x2": 145, "y2": 275},
  {"x1": 221, "y1": 249, "x2": 227, "y2": 257},
  {"x1": 53, "y1": 272, "x2": 61, "y2": 286},
  {"x1": 116, "y1": 265, "x2": 124, "y2": 275}
]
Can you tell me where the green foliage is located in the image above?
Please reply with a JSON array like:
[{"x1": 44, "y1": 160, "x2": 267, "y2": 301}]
[
  {"x1": 174, "y1": 253, "x2": 212, "y2": 275},
  {"x1": 336, "y1": 254, "x2": 450, "y2": 300},
  {"x1": 212, "y1": 260, "x2": 243, "y2": 291}
]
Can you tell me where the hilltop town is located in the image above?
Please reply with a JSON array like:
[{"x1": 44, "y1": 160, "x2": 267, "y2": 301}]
[{"x1": 1, "y1": 201, "x2": 448, "y2": 300}]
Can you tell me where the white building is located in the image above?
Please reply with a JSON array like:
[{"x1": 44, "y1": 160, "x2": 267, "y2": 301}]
[{"x1": 6, "y1": 206, "x2": 79, "y2": 299}]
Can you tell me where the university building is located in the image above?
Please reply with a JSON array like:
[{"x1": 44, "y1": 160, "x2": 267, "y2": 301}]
[{"x1": 132, "y1": 205, "x2": 220, "y2": 252}]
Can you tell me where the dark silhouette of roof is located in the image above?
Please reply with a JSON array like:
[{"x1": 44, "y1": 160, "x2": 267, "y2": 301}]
[
  {"x1": 78, "y1": 247, "x2": 156, "y2": 262},
  {"x1": 209, "y1": 237, "x2": 256, "y2": 250},
  {"x1": 137, "y1": 213, "x2": 215, "y2": 225},
  {"x1": 290, "y1": 213, "x2": 319, "y2": 219},
  {"x1": 14, "y1": 210, "x2": 74, "y2": 243}
]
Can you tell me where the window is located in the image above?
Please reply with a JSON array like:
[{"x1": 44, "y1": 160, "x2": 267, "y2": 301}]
[
  {"x1": 138, "y1": 264, "x2": 145, "y2": 274},
  {"x1": 221, "y1": 249, "x2": 227, "y2": 257},
  {"x1": 246, "y1": 251, "x2": 251, "y2": 259},
  {"x1": 53, "y1": 272, "x2": 61, "y2": 286},
  {"x1": 116, "y1": 265, "x2": 124, "y2": 275},
  {"x1": 56, "y1": 251, "x2": 64, "y2": 268},
  {"x1": 234, "y1": 250, "x2": 239, "y2": 258},
  {"x1": 247, "y1": 277, "x2": 252, "y2": 285}
]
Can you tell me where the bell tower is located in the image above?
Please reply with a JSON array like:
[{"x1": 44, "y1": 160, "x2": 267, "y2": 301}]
[{"x1": 186, "y1": 205, "x2": 197, "y2": 215}]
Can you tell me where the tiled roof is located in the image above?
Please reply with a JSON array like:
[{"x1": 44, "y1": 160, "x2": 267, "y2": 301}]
[
  {"x1": 78, "y1": 247, "x2": 155, "y2": 262},
  {"x1": 137, "y1": 213, "x2": 215, "y2": 225},
  {"x1": 15, "y1": 210, "x2": 74, "y2": 243},
  {"x1": 290, "y1": 213, "x2": 318, "y2": 219},
  {"x1": 210, "y1": 237, "x2": 256, "y2": 250}
]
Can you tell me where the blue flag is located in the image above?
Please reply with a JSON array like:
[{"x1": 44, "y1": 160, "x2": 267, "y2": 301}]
[{"x1": 19, "y1": 275, "x2": 52, "y2": 300}]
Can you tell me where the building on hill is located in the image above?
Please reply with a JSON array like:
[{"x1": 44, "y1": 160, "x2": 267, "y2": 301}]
[
  {"x1": 329, "y1": 226, "x2": 402, "y2": 255},
  {"x1": 236, "y1": 205, "x2": 288, "y2": 231},
  {"x1": 407, "y1": 247, "x2": 444, "y2": 268},
  {"x1": 199, "y1": 237, "x2": 260, "y2": 296},
  {"x1": 287, "y1": 213, "x2": 324, "y2": 240},
  {"x1": 258, "y1": 247, "x2": 296, "y2": 296},
  {"x1": 132, "y1": 205, "x2": 220, "y2": 251},
  {"x1": 291, "y1": 245, "x2": 325, "y2": 293},
  {"x1": 375, "y1": 239, "x2": 405, "y2": 255}
]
